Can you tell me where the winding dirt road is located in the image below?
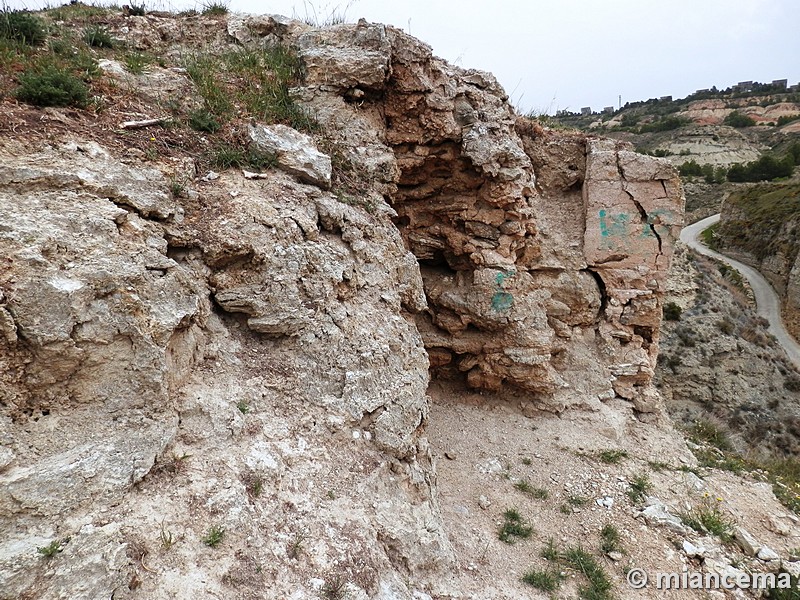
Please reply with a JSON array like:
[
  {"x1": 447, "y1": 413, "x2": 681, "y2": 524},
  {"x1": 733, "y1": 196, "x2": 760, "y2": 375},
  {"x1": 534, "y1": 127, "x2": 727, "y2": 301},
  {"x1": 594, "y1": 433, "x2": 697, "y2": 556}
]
[{"x1": 680, "y1": 214, "x2": 800, "y2": 368}]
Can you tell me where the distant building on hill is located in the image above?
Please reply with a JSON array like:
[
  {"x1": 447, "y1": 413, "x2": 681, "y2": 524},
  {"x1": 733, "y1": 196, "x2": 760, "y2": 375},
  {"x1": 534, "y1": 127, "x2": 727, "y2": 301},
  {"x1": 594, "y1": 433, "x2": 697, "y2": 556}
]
[
  {"x1": 602, "y1": 106, "x2": 614, "y2": 114},
  {"x1": 772, "y1": 79, "x2": 788, "y2": 90},
  {"x1": 660, "y1": 96, "x2": 672, "y2": 102},
  {"x1": 736, "y1": 81, "x2": 754, "y2": 92},
  {"x1": 581, "y1": 107, "x2": 592, "y2": 116}
]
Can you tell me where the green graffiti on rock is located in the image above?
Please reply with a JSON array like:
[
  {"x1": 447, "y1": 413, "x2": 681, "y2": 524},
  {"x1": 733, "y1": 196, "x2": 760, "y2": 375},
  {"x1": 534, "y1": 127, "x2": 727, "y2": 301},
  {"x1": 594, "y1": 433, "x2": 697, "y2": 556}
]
[{"x1": 491, "y1": 269, "x2": 516, "y2": 311}]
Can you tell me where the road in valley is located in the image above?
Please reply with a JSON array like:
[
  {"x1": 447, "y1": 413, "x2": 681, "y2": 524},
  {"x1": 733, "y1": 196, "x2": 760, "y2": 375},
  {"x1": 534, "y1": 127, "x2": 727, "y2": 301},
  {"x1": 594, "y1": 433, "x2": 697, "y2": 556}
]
[{"x1": 680, "y1": 214, "x2": 800, "y2": 368}]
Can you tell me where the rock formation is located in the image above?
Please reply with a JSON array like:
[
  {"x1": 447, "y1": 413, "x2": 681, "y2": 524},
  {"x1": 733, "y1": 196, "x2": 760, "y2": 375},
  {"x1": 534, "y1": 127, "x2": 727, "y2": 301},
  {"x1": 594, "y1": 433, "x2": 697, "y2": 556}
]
[{"x1": 1, "y1": 10, "x2": 683, "y2": 599}]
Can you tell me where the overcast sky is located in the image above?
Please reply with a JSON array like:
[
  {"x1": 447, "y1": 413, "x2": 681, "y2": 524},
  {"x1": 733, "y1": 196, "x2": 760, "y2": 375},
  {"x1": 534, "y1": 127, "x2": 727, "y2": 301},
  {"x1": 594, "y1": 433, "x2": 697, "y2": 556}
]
[{"x1": 6, "y1": 0, "x2": 800, "y2": 114}]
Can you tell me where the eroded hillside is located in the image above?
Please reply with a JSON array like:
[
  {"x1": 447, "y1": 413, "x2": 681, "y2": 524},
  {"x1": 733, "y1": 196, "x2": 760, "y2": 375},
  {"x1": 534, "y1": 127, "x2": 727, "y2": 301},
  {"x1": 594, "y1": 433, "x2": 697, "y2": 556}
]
[{"x1": 1, "y1": 6, "x2": 799, "y2": 600}]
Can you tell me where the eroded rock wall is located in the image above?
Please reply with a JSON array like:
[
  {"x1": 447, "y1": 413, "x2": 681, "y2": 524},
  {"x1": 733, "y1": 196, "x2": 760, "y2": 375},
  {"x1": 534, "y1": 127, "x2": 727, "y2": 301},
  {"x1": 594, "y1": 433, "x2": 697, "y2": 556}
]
[
  {"x1": 0, "y1": 140, "x2": 448, "y2": 599},
  {"x1": 257, "y1": 17, "x2": 685, "y2": 412},
  {"x1": 1, "y1": 12, "x2": 683, "y2": 600}
]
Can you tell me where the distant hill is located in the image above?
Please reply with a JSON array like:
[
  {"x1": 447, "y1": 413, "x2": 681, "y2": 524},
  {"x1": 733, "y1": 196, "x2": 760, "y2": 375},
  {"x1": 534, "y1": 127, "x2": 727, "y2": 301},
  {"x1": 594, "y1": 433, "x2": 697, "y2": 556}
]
[
  {"x1": 550, "y1": 81, "x2": 800, "y2": 164},
  {"x1": 547, "y1": 82, "x2": 800, "y2": 222}
]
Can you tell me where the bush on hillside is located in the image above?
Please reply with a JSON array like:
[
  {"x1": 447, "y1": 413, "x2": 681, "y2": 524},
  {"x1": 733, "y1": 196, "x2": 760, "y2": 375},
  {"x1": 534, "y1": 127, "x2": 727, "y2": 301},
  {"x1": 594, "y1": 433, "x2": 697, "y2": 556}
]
[
  {"x1": 0, "y1": 10, "x2": 46, "y2": 46},
  {"x1": 727, "y1": 155, "x2": 794, "y2": 182},
  {"x1": 638, "y1": 116, "x2": 688, "y2": 133},
  {"x1": 679, "y1": 160, "x2": 703, "y2": 177},
  {"x1": 15, "y1": 66, "x2": 88, "y2": 107},
  {"x1": 663, "y1": 302, "x2": 682, "y2": 321},
  {"x1": 723, "y1": 111, "x2": 756, "y2": 128}
]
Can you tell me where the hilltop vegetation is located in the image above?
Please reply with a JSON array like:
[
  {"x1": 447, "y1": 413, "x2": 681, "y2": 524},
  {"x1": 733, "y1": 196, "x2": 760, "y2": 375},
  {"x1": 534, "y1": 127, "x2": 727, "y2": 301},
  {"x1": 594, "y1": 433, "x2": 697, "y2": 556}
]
[{"x1": 549, "y1": 80, "x2": 800, "y2": 181}]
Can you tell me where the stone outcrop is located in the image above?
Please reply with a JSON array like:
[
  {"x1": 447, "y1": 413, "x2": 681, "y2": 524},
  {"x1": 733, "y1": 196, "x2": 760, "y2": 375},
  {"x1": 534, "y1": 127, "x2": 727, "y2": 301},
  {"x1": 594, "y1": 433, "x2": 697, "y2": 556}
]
[
  {"x1": 0, "y1": 10, "x2": 683, "y2": 600},
  {"x1": 248, "y1": 123, "x2": 332, "y2": 188},
  {"x1": 267, "y1": 17, "x2": 684, "y2": 412}
]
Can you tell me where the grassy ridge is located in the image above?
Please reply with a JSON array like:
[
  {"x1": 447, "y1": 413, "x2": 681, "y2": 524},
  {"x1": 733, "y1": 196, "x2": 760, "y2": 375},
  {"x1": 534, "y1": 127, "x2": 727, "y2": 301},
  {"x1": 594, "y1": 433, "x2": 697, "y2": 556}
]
[{"x1": 719, "y1": 183, "x2": 800, "y2": 261}]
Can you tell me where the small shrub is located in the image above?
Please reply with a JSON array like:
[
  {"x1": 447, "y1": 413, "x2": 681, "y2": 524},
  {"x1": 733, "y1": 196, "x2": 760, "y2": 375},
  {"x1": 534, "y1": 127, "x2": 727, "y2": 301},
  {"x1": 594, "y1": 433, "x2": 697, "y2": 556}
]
[
  {"x1": 201, "y1": 1, "x2": 230, "y2": 15},
  {"x1": 680, "y1": 497, "x2": 734, "y2": 541},
  {"x1": 679, "y1": 160, "x2": 703, "y2": 177},
  {"x1": 598, "y1": 449, "x2": 628, "y2": 464},
  {"x1": 522, "y1": 568, "x2": 562, "y2": 592},
  {"x1": 724, "y1": 111, "x2": 756, "y2": 128},
  {"x1": 600, "y1": 524, "x2": 622, "y2": 554},
  {"x1": 498, "y1": 508, "x2": 533, "y2": 544},
  {"x1": 716, "y1": 318, "x2": 735, "y2": 335},
  {"x1": 321, "y1": 574, "x2": 346, "y2": 600},
  {"x1": 663, "y1": 302, "x2": 682, "y2": 321},
  {"x1": 127, "y1": 4, "x2": 146, "y2": 16},
  {"x1": 37, "y1": 540, "x2": 62, "y2": 558},
  {"x1": 202, "y1": 525, "x2": 225, "y2": 547},
  {"x1": 188, "y1": 108, "x2": 221, "y2": 133},
  {"x1": 15, "y1": 66, "x2": 88, "y2": 107},
  {"x1": 236, "y1": 399, "x2": 249, "y2": 414},
  {"x1": 0, "y1": 10, "x2": 46, "y2": 46},
  {"x1": 83, "y1": 25, "x2": 114, "y2": 48},
  {"x1": 626, "y1": 474, "x2": 652, "y2": 504},
  {"x1": 784, "y1": 375, "x2": 800, "y2": 393}
]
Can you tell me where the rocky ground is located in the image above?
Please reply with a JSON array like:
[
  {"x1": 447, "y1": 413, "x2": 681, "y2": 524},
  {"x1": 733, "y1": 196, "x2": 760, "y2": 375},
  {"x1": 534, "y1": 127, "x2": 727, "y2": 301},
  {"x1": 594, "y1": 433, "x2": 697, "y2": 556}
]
[{"x1": 429, "y1": 381, "x2": 800, "y2": 599}]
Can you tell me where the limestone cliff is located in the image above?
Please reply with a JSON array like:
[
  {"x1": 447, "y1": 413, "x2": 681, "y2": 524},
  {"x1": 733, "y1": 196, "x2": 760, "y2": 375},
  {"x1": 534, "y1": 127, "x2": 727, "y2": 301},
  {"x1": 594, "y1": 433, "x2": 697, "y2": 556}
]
[{"x1": 1, "y1": 10, "x2": 683, "y2": 599}]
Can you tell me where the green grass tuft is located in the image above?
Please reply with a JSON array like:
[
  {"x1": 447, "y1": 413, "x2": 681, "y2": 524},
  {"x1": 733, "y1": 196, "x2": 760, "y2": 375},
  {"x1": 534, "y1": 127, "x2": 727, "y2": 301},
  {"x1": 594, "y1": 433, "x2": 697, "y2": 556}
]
[
  {"x1": 83, "y1": 25, "x2": 114, "y2": 48},
  {"x1": 210, "y1": 143, "x2": 276, "y2": 171},
  {"x1": 498, "y1": 508, "x2": 533, "y2": 544},
  {"x1": 201, "y1": 1, "x2": 230, "y2": 15},
  {"x1": 600, "y1": 524, "x2": 622, "y2": 554},
  {"x1": 541, "y1": 537, "x2": 559, "y2": 561},
  {"x1": 184, "y1": 45, "x2": 317, "y2": 135},
  {"x1": 626, "y1": 474, "x2": 653, "y2": 504},
  {"x1": 680, "y1": 498, "x2": 734, "y2": 541},
  {"x1": 598, "y1": 449, "x2": 628, "y2": 464},
  {"x1": 514, "y1": 480, "x2": 549, "y2": 499},
  {"x1": 188, "y1": 108, "x2": 221, "y2": 133},
  {"x1": 202, "y1": 525, "x2": 225, "y2": 547},
  {"x1": 562, "y1": 545, "x2": 614, "y2": 600},
  {"x1": 522, "y1": 568, "x2": 562, "y2": 592}
]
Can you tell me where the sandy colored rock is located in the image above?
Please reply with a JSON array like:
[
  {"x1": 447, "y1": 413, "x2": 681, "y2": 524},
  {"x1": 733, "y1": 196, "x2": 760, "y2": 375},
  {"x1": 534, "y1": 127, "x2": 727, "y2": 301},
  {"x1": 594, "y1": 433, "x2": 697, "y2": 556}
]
[{"x1": 248, "y1": 123, "x2": 332, "y2": 188}]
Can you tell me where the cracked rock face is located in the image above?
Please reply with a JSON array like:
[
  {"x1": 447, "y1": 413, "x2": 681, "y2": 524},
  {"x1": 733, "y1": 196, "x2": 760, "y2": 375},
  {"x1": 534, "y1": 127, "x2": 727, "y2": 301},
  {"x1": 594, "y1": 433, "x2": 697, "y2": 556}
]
[
  {"x1": 268, "y1": 18, "x2": 683, "y2": 408},
  {"x1": 1, "y1": 12, "x2": 683, "y2": 600}
]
